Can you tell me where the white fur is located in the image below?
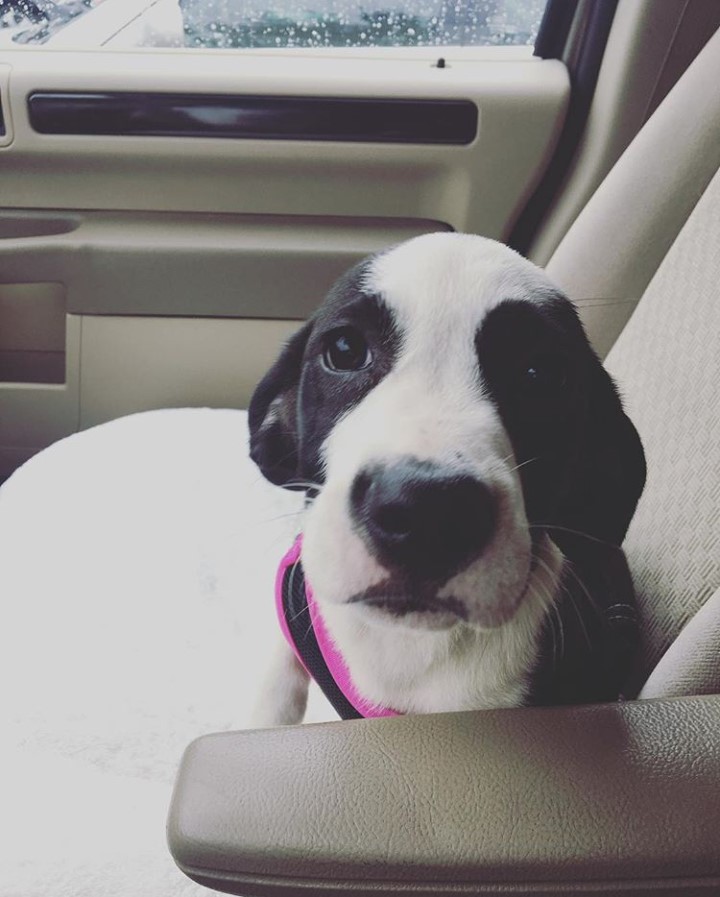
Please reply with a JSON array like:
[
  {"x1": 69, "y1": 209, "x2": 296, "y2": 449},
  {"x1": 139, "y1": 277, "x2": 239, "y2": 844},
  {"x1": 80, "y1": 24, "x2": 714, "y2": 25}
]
[
  {"x1": 319, "y1": 534, "x2": 564, "y2": 713},
  {"x1": 251, "y1": 637, "x2": 311, "y2": 727},
  {"x1": 300, "y1": 234, "x2": 567, "y2": 715}
]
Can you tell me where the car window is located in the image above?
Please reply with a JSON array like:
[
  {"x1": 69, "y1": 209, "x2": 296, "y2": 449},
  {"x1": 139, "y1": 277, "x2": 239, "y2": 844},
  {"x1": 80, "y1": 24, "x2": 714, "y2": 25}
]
[
  {"x1": 1, "y1": 0, "x2": 96, "y2": 44},
  {"x1": 0, "y1": 0, "x2": 547, "y2": 50}
]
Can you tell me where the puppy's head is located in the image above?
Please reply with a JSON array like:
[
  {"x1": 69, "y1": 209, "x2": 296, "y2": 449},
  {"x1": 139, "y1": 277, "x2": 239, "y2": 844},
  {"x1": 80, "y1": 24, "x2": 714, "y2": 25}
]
[{"x1": 250, "y1": 234, "x2": 645, "y2": 631}]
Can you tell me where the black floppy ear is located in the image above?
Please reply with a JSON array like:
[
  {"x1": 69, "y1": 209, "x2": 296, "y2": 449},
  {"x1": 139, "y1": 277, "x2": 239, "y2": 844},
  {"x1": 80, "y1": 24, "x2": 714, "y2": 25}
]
[
  {"x1": 558, "y1": 357, "x2": 646, "y2": 547},
  {"x1": 248, "y1": 321, "x2": 313, "y2": 487}
]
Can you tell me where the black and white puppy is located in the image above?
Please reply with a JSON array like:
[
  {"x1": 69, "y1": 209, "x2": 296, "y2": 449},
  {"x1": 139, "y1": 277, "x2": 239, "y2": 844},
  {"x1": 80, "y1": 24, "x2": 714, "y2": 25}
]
[{"x1": 249, "y1": 233, "x2": 645, "y2": 724}]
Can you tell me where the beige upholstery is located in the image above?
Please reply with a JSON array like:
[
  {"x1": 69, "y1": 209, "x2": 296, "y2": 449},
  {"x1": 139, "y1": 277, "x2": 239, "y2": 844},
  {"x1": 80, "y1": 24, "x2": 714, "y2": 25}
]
[
  {"x1": 641, "y1": 588, "x2": 720, "y2": 699},
  {"x1": 542, "y1": 26, "x2": 720, "y2": 694},
  {"x1": 604, "y1": 163, "x2": 720, "y2": 691},
  {"x1": 546, "y1": 25, "x2": 720, "y2": 357}
]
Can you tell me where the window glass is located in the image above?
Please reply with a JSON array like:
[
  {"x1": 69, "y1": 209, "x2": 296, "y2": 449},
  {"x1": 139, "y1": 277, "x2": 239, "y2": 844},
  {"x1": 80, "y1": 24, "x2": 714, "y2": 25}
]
[{"x1": 0, "y1": 0, "x2": 547, "y2": 50}]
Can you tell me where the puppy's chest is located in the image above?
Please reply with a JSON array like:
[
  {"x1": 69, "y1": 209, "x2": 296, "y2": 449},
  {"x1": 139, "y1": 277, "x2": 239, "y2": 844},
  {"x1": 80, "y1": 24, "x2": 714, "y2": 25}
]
[{"x1": 323, "y1": 610, "x2": 542, "y2": 714}]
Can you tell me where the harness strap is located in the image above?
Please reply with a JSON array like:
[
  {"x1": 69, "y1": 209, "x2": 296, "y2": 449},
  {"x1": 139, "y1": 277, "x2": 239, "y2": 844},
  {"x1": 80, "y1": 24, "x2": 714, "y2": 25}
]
[{"x1": 276, "y1": 538, "x2": 399, "y2": 720}]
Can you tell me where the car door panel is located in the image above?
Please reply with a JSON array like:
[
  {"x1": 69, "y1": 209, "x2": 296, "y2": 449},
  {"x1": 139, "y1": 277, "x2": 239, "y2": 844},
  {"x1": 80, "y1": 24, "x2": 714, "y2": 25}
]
[
  {"x1": 2, "y1": 52, "x2": 568, "y2": 225},
  {"x1": 0, "y1": 49, "x2": 568, "y2": 478}
]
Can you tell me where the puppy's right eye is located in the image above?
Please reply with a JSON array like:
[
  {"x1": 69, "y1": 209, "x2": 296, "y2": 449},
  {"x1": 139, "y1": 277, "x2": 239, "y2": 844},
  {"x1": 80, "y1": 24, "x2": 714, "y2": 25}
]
[
  {"x1": 322, "y1": 328, "x2": 372, "y2": 373},
  {"x1": 522, "y1": 354, "x2": 568, "y2": 393}
]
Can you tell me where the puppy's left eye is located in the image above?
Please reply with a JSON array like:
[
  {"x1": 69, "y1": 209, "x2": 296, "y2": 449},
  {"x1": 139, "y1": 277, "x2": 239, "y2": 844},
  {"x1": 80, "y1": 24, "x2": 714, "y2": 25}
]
[{"x1": 322, "y1": 328, "x2": 372, "y2": 372}]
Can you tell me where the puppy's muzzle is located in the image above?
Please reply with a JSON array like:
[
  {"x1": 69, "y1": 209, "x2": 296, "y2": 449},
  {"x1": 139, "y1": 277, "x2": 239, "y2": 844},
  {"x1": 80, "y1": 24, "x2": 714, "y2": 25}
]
[{"x1": 349, "y1": 458, "x2": 496, "y2": 582}]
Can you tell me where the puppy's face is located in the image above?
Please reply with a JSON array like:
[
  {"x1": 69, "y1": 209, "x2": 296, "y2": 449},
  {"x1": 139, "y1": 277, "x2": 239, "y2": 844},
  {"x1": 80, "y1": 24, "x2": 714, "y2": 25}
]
[{"x1": 250, "y1": 234, "x2": 645, "y2": 633}]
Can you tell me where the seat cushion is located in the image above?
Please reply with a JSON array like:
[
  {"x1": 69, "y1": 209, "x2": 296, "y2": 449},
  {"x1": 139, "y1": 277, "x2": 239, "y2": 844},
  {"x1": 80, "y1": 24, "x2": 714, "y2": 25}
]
[{"x1": 0, "y1": 408, "x2": 334, "y2": 897}]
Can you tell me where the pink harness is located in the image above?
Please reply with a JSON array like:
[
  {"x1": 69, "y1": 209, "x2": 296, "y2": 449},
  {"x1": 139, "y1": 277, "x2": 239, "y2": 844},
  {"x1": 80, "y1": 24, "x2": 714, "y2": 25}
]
[{"x1": 276, "y1": 537, "x2": 398, "y2": 719}]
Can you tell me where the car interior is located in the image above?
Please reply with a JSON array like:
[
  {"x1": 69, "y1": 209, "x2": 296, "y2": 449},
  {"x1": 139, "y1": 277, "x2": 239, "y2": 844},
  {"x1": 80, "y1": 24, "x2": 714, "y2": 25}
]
[{"x1": 1, "y1": 1, "x2": 719, "y2": 894}]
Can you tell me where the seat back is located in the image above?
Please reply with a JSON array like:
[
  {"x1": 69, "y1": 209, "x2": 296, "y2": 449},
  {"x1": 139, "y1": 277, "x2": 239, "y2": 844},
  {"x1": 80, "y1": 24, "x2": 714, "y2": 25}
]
[
  {"x1": 548, "y1": 28, "x2": 720, "y2": 693},
  {"x1": 546, "y1": 26, "x2": 720, "y2": 358},
  {"x1": 607, "y1": 165, "x2": 720, "y2": 692}
]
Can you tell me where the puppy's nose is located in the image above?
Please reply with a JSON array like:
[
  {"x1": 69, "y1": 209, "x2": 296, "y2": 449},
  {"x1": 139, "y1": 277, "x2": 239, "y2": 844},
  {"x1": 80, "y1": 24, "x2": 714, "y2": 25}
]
[{"x1": 349, "y1": 458, "x2": 496, "y2": 581}]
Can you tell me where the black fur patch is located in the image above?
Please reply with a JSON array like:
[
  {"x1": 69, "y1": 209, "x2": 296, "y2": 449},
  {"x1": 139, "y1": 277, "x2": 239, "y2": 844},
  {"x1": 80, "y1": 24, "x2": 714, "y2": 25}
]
[
  {"x1": 297, "y1": 268, "x2": 402, "y2": 484},
  {"x1": 249, "y1": 259, "x2": 403, "y2": 488},
  {"x1": 476, "y1": 296, "x2": 645, "y2": 544},
  {"x1": 475, "y1": 295, "x2": 646, "y2": 702}
]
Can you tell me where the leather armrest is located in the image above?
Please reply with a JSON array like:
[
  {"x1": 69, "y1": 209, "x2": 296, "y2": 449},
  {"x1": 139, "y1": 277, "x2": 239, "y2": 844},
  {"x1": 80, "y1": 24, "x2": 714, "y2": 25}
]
[{"x1": 168, "y1": 696, "x2": 720, "y2": 895}]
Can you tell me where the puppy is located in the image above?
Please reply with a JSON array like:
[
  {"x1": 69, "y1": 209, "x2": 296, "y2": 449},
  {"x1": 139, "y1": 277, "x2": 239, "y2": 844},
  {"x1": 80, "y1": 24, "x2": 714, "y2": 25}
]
[{"x1": 249, "y1": 233, "x2": 645, "y2": 724}]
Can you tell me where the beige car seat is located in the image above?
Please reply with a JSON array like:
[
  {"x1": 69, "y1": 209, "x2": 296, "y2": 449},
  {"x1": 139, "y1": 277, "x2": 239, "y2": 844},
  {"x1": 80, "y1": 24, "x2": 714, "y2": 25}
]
[
  {"x1": 169, "y1": 25, "x2": 720, "y2": 897},
  {"x1": 547, "y1": 24, "x2": 720, "y2": 699}
]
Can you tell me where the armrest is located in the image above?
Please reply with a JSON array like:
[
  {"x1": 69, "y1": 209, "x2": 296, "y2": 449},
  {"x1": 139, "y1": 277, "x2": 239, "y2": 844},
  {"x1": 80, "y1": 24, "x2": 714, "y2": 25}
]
[{"x1": 168, "y1": 696, "x2": 720, "y2": 896}]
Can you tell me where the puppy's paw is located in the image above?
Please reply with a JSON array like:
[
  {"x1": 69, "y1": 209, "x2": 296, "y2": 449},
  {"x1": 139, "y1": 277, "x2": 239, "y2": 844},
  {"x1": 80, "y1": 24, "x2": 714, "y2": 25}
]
[{"x1": 251, "y1": 642, "x2": 310, "y2": 727}]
